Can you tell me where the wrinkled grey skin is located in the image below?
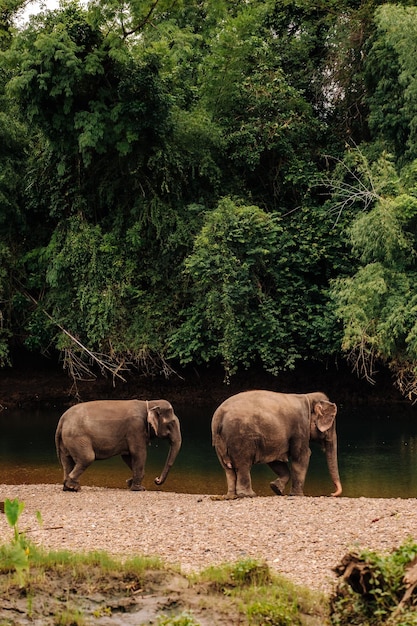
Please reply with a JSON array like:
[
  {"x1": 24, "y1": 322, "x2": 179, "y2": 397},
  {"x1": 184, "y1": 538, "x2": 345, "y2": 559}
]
[
  {"x1": 211, "y1": 390, "x2": 342, "y2": 499},
  {"x1": 55, "y1": 399, "x2": 182, "y2": 492}
]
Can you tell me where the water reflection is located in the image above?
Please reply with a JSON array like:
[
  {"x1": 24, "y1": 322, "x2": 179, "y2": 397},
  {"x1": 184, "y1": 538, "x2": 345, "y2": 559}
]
[{"x1": 1, "y1": 402, "x2": 417, "y2": 498}]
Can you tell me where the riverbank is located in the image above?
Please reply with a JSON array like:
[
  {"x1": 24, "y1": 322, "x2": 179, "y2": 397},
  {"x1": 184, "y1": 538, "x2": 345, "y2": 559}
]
[
  {"x1": 0, "y1": 353, "x2": 408, "y2": 410},
  {"x1": 1, "y1": 484, "x2": 417, "y2": 593}
]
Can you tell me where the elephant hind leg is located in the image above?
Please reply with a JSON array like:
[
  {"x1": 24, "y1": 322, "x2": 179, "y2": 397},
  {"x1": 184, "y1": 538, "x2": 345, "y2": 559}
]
[
  {"x1": 59, "y1": 453, "x2": 80, "y2": 491},
  {"x1": 63, "y1": 447, "x2": 95, "y2": 492},
  {"x1": 268, "y1": 461, "x2": 290, "y2": 496},
  {"x1": 214, "y1": 445, "x2": 240, "y2": 498},
  {"x1": 60, "y1": 453, "x2": 75, "y2": 482},
  {"x1": 236, "y1": 464, "x2": 257, "y2": 498},
  {"x1": 223, "y1": 466, "x2": 239, "y2": 498},
  {"x1": 215, "y1": 449, "x2": 256, "y2": 498}
]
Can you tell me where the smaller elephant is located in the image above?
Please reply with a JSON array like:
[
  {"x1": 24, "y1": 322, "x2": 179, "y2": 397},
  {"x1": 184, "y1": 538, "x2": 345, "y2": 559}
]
[
  {"x1": 211, "y1": 390, "x2": 342, "y2": 498},
  {"x1": 55, "y1": 399, "x2": 181, "y2": 491}
]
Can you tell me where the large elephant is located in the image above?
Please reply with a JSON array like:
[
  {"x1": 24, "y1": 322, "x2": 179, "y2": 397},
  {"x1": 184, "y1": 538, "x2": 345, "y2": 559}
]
[
  {"x1": 55, "y1": 399, "x2": 182, "y2": 492},
  {"x1": 211, "y1": 390, "x2": 342, "y2": 498}
]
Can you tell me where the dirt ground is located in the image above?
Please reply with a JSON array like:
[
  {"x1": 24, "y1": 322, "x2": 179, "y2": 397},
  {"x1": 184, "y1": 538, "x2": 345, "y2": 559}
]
[{"x1": 0, "y1": 565, "x2": 247, "y2": 626}]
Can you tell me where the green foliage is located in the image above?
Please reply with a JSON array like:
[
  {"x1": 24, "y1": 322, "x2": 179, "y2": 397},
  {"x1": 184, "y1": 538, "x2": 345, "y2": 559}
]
[
  {"x1": 3, "y1": 0, "x2": 417, "y2": 394},
  {"x1": 4, "y1": 3, "x2": 168, "y2": 165},
  {"x1": 4, "y1": 497, "x2": 25, "y2": 538},
  {"x1": 201, "y1": 1, "x2": 324, "y2": 207},
  {"x1": 349, "y1": 200, "x2": 413, "y2": 267},
  {"x1": 196, "y1": 558, "x2": 271, "y2": 589},
  {"x1": 330, "y1": 540, "x2": 417, "y2": 625},
  {"x1": 23, "y1": 213, "x2": 186, "y2": 377},
  {"x1": 330, "y1": 149, "x2": 417, "y2": 397},
  {"x1": 55, "y1": 609, "x2": 86, "y2": 626},
  {"x1": 0, "y1": 242, "x2": 12, "y2": 365},
  {"x1": 229, "y1": 559, "x2": 272, "y2": 587},
  {"x1": 170, "y1": 198, "x2": 289, "y2": 376},
  {"x1": 2, "y1": 1, "x2": 175, "y2": 231},
  {"x1": 1, "y1": 498, "x2": 29, "y2": 586},
  {"x1": 171, "y1": 196, "x2": 343, "y2": 377},
  {"x1": 0, "y1": 545, "x2": 327, "y2": 626},
  {"x1": 21, "y1": 546, "x2": 164, "y2": 573},
  {"x1": 366, "y1": 4, "x2": 417, "y2": 161}
]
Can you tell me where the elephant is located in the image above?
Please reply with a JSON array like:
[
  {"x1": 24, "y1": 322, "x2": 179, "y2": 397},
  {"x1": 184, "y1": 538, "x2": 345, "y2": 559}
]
[
  {"x1": 211, "y1": 390, "x2": 342, "y2": 499},
  {"x1": 55, "y1": 399, "x2": 182, "y2": 492}
]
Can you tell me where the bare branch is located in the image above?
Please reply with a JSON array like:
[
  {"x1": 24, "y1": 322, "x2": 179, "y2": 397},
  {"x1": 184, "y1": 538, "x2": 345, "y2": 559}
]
[
  {"x1": 16, "y1": 286, "x2": 180, "y2": 389},
  {"x1": 319, "y1": 149, "x2": 381, "y2": 225},
  {"x1": 346, "y1": 337, "x2": 377, "y2": 385},
  {"x1": 391, "y1": 362, "x2": 417, "y2": 404}
]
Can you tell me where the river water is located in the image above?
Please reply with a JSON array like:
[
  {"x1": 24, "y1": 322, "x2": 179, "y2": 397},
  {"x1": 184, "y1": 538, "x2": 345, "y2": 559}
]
[{"x1": 1, "y1": 402, "x2": 417, "y2": 498}]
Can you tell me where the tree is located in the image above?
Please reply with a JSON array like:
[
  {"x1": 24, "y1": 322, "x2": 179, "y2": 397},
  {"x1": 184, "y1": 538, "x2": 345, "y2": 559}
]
[
  {"x1": 366, "y1": 4, "x2": 417, "y2": 162},
  {"x1": 200, "y1": 1, "x2": 326, "y2": 210},
  {"x1": 170, "y1": 197, "x2": 343, "y2": 378},
  {"x1": 330, "y1": 149, "x2": 417, "y2": 400},
  {"x1": 0, "y1": 0, "x2": 32, "y2": 365}
]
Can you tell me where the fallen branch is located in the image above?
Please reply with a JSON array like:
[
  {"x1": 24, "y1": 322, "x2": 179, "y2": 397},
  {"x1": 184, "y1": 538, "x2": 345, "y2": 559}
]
[{"x1": 18, "y1": 288, "x2": 128, "y2": 385}]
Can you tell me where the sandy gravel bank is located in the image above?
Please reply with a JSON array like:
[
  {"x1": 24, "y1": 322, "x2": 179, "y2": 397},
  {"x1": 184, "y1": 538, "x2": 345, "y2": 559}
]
[{"x1": 1, "y1": 484, "x2": 416, "y2": 593}]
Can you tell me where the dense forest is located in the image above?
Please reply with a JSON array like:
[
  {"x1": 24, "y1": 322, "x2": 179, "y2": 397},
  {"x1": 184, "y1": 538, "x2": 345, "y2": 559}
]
[{"x1": 1, "y1": 0, "x2": 417, "y2": 400}]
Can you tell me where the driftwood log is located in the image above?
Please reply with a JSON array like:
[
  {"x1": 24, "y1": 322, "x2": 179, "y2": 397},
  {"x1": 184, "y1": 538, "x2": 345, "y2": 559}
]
[{"x1": 334, "y1": 552, "x2": 417, "y2": 616}]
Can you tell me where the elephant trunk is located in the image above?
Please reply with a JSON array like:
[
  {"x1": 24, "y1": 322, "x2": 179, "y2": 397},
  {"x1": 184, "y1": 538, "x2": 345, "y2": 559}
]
[
  {"x1": 324, "y1": 436, "x2": 342, "y2": 497},
  {"x1": 154, "y1": 430, "x2": 182, "y2": 486}
]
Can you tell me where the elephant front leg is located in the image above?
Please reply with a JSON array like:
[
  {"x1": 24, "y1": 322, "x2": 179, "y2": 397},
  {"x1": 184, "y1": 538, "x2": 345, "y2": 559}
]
[
  {"x1": 123, "y1": 452, "x2": 146, "y2": 491},
  {"x1": 268, "y1": 461, "x2": 290, "y2": 495},
  {"x1": 289, "y1": 448, "x2": 311, "y2": 496}
]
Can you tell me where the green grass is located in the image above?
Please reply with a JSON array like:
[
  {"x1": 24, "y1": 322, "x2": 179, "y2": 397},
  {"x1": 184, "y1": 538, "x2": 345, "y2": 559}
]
[
  {"x1": 0, "y1": 546, "x2": 328, "y2": 625},
  {"x1": 192, "y1": 558, "x2": 328, "y2": 625}
]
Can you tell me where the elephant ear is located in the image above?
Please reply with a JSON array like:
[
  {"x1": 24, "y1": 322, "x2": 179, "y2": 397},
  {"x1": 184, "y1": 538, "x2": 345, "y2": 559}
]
[
  {"x1": 147, "y1": 406, "x2": 160, "y2": 436},
  {"x1": 314, "y1": 401, "x2": 337, "y2": 433}
]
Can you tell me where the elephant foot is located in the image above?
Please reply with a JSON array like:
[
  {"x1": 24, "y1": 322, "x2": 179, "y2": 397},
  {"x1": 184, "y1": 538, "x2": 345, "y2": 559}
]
[
  {"x1": 126, "y1": 478, "x2": 145, "y2": 490},
  {"x1": 63, "y1": 480, "x2": 80, "y2": 492},
  {"x1": 129, "y1": 484, "x2": 146, "y2": 492},
  {"x1": 236, "y1": 491, "x2": 257, "y2": 498},
  {"x1": 270, "y1": 482, "x2": 285, "y2": 496},
  {"x1": 210, "y1": 494, "x2": 238, "y2": 501}
]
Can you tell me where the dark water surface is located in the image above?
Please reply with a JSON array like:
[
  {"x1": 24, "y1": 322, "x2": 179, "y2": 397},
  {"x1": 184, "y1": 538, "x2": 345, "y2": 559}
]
[{"x1": 1, "y1": 402, "x2": 417, "y2": 498}]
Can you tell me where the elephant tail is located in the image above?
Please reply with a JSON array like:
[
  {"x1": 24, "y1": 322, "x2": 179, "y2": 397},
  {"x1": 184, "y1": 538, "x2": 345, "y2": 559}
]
[
  {"x1": 55, "y1": 418, "x2": 63, "y2": 463},
  {"x1": 212, "y1": 431, "x2": 233, "y2": 470}
]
